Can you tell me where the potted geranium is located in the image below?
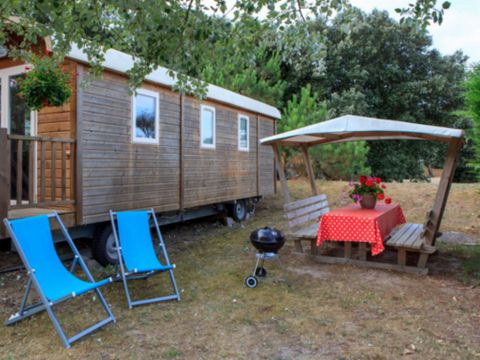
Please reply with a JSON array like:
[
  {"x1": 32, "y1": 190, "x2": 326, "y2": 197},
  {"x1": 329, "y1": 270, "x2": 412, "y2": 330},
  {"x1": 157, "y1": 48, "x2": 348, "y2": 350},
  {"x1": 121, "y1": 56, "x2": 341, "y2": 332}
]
[
  {"x1": 19, "y1": 50, "x2": 72, "y2": 111},
  {"x1": 349, "y1": 175, "x2": 392, "y2": 209}
]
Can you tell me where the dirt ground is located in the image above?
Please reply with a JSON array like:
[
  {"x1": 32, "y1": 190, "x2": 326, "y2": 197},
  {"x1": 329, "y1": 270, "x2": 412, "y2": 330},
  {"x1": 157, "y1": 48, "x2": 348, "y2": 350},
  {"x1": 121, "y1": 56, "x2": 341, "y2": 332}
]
[{"x1": 0, "y1": 179, "x2": 479, "y2": 359}]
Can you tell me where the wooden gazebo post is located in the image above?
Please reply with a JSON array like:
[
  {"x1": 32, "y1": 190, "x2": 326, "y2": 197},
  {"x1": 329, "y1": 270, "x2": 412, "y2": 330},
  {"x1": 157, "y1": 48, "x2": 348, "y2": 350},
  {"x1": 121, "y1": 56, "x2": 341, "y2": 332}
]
[
  {"x1": 272, "y1": 143, "x2": 319, "y2": 205},
  {"x1": 301, "y1": 145, "x2": 318, "y2": 196},
  {"x1": 272, "y1": 144, "x2": 291, "y2": 203},
  {"x1": 424, "y1": 138, "x2": 463, "y2": 246}
]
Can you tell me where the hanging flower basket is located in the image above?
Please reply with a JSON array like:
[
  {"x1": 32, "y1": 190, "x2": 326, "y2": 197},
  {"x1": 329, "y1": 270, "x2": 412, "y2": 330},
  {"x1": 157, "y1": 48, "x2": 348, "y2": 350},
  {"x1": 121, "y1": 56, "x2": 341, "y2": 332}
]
[{"x1": 19, "y1": 51, "x2": 72, "y2": 111}]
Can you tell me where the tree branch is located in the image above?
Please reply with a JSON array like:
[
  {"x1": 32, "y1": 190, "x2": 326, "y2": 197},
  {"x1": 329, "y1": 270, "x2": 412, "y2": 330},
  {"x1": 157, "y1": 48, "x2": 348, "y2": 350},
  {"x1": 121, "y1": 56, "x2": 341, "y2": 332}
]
[{"x1": 297, "y1": 0, "x2": 306, "y2": 21}]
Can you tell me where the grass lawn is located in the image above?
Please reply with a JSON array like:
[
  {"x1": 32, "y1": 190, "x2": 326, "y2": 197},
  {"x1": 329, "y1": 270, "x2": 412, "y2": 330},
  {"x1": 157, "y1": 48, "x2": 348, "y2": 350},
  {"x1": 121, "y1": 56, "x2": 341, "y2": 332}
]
[{"x1": 0, "y1": 179, "x2": 479, "y2": 359}]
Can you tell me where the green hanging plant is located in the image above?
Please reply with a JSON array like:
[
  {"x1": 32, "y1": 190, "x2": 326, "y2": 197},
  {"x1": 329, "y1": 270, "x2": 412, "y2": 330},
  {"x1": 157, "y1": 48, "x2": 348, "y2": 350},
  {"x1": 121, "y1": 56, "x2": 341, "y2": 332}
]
[{"x1": 19, "y1": 51, "x2": 72, "y2": 111}]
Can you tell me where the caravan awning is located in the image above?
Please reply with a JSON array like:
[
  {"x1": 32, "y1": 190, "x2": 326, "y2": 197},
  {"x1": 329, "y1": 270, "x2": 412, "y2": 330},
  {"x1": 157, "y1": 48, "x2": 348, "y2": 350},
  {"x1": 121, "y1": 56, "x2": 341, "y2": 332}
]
[{"x1": 260, "y1": 115, "x2": 464, "y2": 146}]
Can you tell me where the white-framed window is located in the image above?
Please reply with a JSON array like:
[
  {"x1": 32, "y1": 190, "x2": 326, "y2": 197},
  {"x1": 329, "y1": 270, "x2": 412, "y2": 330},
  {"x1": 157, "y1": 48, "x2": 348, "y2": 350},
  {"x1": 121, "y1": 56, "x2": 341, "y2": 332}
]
[
  {"x1": 132, "y1": 88, "x2": 159, "y2": 144},
  {"x1": 200, "y1": 105, "x2": 216, "y2": 149},
  {"x1": 238, "y1": 114, "x2": 249, "y2": 151}
]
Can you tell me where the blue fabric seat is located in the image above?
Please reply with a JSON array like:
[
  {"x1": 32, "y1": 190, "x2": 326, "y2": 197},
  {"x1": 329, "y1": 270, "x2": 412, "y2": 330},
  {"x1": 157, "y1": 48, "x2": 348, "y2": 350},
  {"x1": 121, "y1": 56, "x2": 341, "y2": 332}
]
[
  {"x1": 4, "y1": 213, "x2": 116, "y2": 348},
  {"x1": 111, "y1": 209, "x2": 180, "y2": 308},
  {"x1": 116, "y1": 211, "x2": 173, "y2": 274},
  {"x1": 10, "y1": 216, "x2": 110, "y2": 302}
]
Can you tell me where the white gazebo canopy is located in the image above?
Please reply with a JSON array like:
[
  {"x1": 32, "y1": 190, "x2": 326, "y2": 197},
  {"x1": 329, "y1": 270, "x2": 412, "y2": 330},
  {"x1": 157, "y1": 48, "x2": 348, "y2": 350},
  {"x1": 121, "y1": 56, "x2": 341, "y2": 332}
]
[
  {"x1": 260, "y1": 114, "x2": 464, "y2": 248},
  {"x1": 260, "y1": 115, "x2": 464, "y2": 146}
]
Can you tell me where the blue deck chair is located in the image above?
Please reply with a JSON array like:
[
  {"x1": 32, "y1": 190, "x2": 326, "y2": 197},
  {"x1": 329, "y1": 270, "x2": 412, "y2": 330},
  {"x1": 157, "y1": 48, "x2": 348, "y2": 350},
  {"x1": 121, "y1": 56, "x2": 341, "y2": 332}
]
[
  {"x1": 3, "y1": 213, "x2": 116, "y2": 348},
  {"x1": 109, "y1": 209, "x2": 180, "y2": 309}
]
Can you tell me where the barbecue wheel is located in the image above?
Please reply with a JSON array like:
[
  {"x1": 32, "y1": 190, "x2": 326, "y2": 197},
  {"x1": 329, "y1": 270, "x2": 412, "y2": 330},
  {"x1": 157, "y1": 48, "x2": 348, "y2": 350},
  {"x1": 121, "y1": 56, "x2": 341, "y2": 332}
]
[
  {"x1": 245, "y1": 276, "x2": 258, "y2": 288},
  {"x1": 255, "y1": 267, "x2": 267, "y2": 277}
]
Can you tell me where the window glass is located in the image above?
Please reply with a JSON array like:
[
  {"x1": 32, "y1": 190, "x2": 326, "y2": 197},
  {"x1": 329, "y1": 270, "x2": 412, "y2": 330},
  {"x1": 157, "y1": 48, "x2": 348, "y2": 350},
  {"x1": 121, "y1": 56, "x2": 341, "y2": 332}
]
[
  {"x1": 133, "y1": 90, "x2": 158, "y2": 143},
  {"x1": 238, "y1": 115, "x2": 249, "y2": 150},
  {"x1": 201, "y1": 106, "x2": 215, "y2": 148}
]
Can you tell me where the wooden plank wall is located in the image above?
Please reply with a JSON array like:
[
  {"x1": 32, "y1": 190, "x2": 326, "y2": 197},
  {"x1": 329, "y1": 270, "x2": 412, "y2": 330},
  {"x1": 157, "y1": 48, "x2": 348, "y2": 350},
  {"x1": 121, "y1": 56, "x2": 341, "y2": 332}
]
[
  {"x1": 36, "y1": 60, "x2": 77, "y2": 202},
  {"x1": 77, "y1": 66, "x2": 181, "y2": 224},
  {"x1": 77, "y1": 65, "x2": 276, "y2": 225},
  {"x1": 183, "y1": 98, "x2": 258, "y2": 208}
]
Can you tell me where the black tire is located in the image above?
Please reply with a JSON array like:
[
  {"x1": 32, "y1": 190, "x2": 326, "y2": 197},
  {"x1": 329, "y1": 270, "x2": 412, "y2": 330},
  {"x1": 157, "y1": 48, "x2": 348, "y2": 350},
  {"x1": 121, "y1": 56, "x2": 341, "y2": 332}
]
[
  {"x1": 255, "y1": 267, "x2": 267, "y2": 278},
  {"x1": 0, "y1": 239, "x2": 11, "y2": 252},
  {"x1": 229, "y1": 200, "x2": 247, "y2": 222},
  {"x1": 91, "y1": 224, "x2": 119, "y2": 266},
  {"x1": 245, "y1": 275, "x2": 258, "y2": 288}
]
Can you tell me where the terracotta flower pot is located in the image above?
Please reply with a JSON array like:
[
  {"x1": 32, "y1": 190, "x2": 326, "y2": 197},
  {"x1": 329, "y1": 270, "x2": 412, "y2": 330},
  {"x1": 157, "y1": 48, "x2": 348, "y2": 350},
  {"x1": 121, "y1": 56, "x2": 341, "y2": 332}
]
[{"x1": 360, "y1": 195, "x2": 377, "y2": 209}]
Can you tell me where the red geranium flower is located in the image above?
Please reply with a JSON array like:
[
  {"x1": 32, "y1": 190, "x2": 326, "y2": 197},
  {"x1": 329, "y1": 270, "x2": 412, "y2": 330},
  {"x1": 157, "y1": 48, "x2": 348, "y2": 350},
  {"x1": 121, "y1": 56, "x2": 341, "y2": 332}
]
[
  {"x1": 376, "y1": 177, "x2": 381, "y2": 184},
  {"x1": 365, "y1": 179, "x2": 373, "y2": 187},
  {"x1": 381, "y1": 184, "x2": 386, "y2": 189},
  {"x1": 385, "y1": 197, "x2": 392, "y2": 204},
  {"x1": 377, "y1": 193, "x2": 385, "y2": 200},
  {"x1": 359, "y1": 175, "x2": 367, "y2": 184}
]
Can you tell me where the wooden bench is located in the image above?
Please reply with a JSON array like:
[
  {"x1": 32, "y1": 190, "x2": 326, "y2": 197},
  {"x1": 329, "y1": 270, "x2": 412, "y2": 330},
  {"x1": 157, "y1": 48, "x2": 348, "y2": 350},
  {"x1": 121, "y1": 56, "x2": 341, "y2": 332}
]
[
  {"x1": 284, "y1": 194, "x2": 329, "y2": 255},
  {"x1": 385, "y1": 210, "x2": 437, "y2": 270}
]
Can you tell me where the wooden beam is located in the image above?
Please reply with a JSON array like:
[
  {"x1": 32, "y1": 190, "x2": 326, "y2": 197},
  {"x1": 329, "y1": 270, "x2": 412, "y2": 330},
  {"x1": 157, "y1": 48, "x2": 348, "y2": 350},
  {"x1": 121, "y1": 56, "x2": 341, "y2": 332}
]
[
  {"x1": 28, "y1": 140, "x2": 35, "y2": 204},
  {"x1": 358, "y1": 242, "x2": 367, "y2": 261},
  {"x1": 309, "y1": 254, "x2": 429, "y2": 275},
  {"x1": 273, "y1": 119, "x2": 277, "y2": 194},
  {"x1": 426, "y1": 138, "x2": 463, "y2": 246},
  {"x1": 61, "y1": 142, "x2": 67, "y2": 201},
  {"x1": 0, "y1": 129, "x2": 10, "y2": 237},
  {"x1": 70, "y1": 143, "x2": 75, "y2": 201},
  {"x1": 179, "y1": 94, "x2": 185, "y2": 211},
  {"x1": 262, "y1": 131, "x2": 453, "y2": 147},
  {"x1": 301, "y1": 145, "x2": 318, "y2": 196},
  {"x1": 75, "y1": 65, "x2": 84, "y2": 224},
  {"x1": 344, "y1": 242, "x2": 352, "y2": 258},
  {"x1": 16, "y1": 140, "x2": 23, "y2": 204},
  {"x1": 272, "y1": 144, "x2": 290, "y2": 203},
  {"x1": 40, "y1": 141, "x2": 46, "y2": 203},
  {"x1": 51, "y1": 141, "x2": 57, "y2": 201},
  {"x1": 256, "y1": 114, "x2": 260, "y2": 197}
]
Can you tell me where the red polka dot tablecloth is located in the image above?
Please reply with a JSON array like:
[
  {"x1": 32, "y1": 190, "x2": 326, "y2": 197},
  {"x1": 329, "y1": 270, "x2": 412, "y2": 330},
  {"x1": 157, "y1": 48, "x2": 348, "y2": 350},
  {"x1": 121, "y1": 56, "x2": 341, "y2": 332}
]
[{"x1": 316, "y1": 203, "x2": 406, "y2": 256}]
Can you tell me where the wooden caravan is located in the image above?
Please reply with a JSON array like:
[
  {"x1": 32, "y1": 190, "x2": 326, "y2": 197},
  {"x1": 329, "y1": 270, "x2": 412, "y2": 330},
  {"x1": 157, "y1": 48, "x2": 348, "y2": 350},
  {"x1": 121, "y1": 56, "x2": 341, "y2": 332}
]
[
  {"x1": 0, "y1": 39, "x2": 279, "y2": 265},
  {"x1": 261, "y1": 115, "x2": 464, "y2": 275}
]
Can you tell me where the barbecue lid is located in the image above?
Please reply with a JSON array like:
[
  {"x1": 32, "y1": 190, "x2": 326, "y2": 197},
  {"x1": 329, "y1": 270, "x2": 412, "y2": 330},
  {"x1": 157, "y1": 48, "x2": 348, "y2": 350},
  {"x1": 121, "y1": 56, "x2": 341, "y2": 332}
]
[{"x1": 250, "y1": 227, "x2": 285, "y2": 243}]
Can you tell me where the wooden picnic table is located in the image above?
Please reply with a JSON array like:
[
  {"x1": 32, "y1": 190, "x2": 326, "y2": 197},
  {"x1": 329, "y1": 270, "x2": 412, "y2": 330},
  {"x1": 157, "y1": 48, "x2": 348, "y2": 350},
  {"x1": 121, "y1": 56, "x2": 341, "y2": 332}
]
[{"x1": 316, "y1": 203, "x2": 406, "y2": 256}]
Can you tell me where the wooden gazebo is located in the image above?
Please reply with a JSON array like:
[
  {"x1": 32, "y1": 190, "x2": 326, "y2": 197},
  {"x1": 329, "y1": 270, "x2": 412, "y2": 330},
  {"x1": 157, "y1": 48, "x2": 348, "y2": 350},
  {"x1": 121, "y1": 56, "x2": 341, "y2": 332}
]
[{"x1": 260, "y1": 115, "x2": 464, "y2": 274}]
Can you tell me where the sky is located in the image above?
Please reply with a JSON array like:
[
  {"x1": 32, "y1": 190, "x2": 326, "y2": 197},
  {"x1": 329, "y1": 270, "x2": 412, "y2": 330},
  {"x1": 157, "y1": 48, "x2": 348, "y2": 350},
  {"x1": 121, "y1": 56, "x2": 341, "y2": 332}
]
[
  {"x1": 349, "y1": 0, "x2": 480, "y2": 64},
  {"x1": 203, "y1": 0, "x2": 480, "y2": 64}
]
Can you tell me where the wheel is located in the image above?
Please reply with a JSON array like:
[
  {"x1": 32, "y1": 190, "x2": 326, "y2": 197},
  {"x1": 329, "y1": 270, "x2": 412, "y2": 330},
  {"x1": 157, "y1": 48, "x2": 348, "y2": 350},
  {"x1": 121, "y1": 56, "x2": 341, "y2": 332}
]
[
  {"x1": 245, "y1": 275, "x2": 258, "y2": 288},
  {"x1": 91, "y1": 224, "x2": 119, "y2": 266},
  {"x1": 255, "y1": 267, "x2": 267, "y2": 277},
  {"x1": 229, "y1": 200, "x2": 247, "y2": 222},
  {"x1": 0, "y1": 239, "x2": 11, "y2": 252}
]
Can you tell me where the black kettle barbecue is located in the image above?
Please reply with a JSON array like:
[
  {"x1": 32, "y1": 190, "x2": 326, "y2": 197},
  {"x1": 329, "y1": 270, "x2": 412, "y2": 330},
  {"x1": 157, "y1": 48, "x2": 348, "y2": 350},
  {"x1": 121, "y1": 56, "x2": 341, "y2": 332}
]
[
  {"x1": 250, "y1": 227, "x2": 285, "y2": 253},
  {"x1": 245, "y1": 227, "x2": 285, "y2": 288}
]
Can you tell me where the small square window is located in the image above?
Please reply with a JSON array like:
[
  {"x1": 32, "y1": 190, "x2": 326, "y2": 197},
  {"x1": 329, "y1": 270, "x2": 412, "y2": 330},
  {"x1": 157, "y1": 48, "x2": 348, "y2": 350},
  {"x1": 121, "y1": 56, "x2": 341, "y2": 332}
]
[
  {"x1": 238, "y1": 115, "x2": 249, "y2": 151},
  {"x1": 132, "y1": 89, "x2": 159, "y2": 144},
  {"x1": 200, "y1": 105, "x2": 216, "y2": 149}
]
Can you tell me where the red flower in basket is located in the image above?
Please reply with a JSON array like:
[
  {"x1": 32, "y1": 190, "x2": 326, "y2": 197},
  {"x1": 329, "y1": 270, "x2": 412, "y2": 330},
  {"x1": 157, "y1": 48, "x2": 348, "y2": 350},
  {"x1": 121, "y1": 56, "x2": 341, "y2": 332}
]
[
  {"x1": 385, "y1": 197, "x2": 392, "y2": 204},
  {"x1": 349, "y1": 175, "x2": 389, "y2": 209}
]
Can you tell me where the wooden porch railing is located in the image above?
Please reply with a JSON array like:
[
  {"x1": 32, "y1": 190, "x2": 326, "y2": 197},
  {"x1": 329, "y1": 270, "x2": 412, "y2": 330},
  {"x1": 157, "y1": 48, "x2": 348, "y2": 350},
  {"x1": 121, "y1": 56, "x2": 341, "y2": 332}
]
[{"x1": 0, "y1": 128, "x2": 76, "y2": 217}]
